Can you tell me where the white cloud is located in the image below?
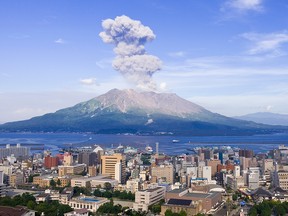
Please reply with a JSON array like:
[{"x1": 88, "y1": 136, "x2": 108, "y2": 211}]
[
  {"x1": 224, "y1": 0, "x2": 264, "y2": 12},
  {"x1": 54, "y1": 38, "x2": 67, "y2": 44},
  {"x1": 241, "y1": 31, "x2": 288, "y2": 55},
  {"x1": 80, "y1": 78, "x2": 98, "y2": 86},
  {"x1": 266, "y1": 105, "x2": 273, "y2": 111}
]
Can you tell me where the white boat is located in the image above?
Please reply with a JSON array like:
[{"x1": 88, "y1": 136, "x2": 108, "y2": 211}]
[
  {"x1": 172, "y1": 140, "x2": 180, "y2": 143},
  {"x1": 145, "y1": 145, "x2": 153, "y2": 153}
]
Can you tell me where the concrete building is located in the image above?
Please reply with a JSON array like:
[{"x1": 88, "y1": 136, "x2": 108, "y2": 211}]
[
  {"x1": 0, "y1": 171, "x2": 7, "y2": 197},
  {"x1": 44, "y1": 155, "x2": 59, "y2": 169},
  {"x1": 71, "y1": 177, "x2": 92, "y2": 188},
  {"x1": 133, "y1": 186, "x2": 166, "y2": 211},
  {"x1": 165, "y1": 189, "x2": 222, "y2": 213},
  {"x1": 33, "y1": 175, "x2": 57, "y2": 188},
  {"x1": 234, "y1": 165, "x2": 240, "y2": 178},
  {"x1": 273, "y1": 171, "x2": 288, "y2": 190},
  {"x1": 248, "y1": 167, "x2": 260, "y2": 190},
  {"x1": 151, "y1": 164, "x2": 174, "y2": 184},
  {"x1": 63, "y1": 152, "x2": 73, "y2": 166},
  {"x1": 239, "y1": 149, "x2": 254, "y2": 158},
  {"x1": 9, "y1": 172, "x2": 24, "y2": 188},
  {"x1": 59, "y1": 187, "x2": 74, "y2": 204},
  {"x1": 88, "y1": 166, "x2": 97, "y2": 177},
  {"x1": 68, "y1": 196, "x2": 109, "y2": 213},
  {"x1": 101, "y1": 154, "x2": 125, "y2": 184},
  {"x1": 126, "y1": 179, "x2": 140, "y2": 193},
  {"x1": 78, "y1": 151, "x2": 97, "y2": 167},
  {"x1": 161, "y1": 199, "x2": 202, "y2": 216},
  {"x1": 202, "y1": 166, "x2": 212, "y2": 182},
  {"x1": 58, "y1": 164, "x2": 86, "y2": 177},
  {"x1": 262, "y1": 159, "x2": 274, "y2": 174},
  {"x1": 206, "y1": 160, "x2": 221, "y2": 177},
  {"x1": 0, "y1": 144, "x2": 30, "y2": 160}
]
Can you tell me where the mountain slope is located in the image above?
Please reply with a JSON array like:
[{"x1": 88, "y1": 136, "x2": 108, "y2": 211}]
[
  {"x1": 234, "y1": 112, "x2": 288, "y2": 126},
  {"x1": 0, "y1": 89, "x2": 287, "y2": 135}
]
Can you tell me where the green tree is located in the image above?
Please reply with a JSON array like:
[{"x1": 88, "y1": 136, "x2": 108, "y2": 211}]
[
  {"x1": 165, "y1": 209, "x2": 174, "y2": 216},
  {"x1": 27, "y1": 200, "x2": 36, "y2": 210},
  {"x1": 93, "y1": 189, "x2": 102, "y2": 197},
  {"x1": 50, "y1": 179, "x2": 56, "y2": 188},
  {"x1": 275, "y1": 204, "x2": 286, "y2": 216},
  {"x1": 232, "y1": 193, "x2": 238, "y2": 201},
  {"x1": 57, "y1": 179, "x2": 61, "y2": 186},
  {"x1": 104, "y1": 182, "x2": 112, "y2": 190},
  {"x1": 179, "y1": 210, "x2": 187, "y2": 216}
]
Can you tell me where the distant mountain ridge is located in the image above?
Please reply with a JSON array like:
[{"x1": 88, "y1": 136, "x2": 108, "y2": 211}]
[
  {"x1": 234, "y1": 112, "x2": 288, "y2": 126},
  {"x1": 0, "y1": 89, "x2": 287, "y2": 135}
]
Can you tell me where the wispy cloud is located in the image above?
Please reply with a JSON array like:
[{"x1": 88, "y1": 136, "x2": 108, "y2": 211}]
[
  {"x1": 95, "y1": 58, "x2": 113, "y2": 69},
  {"x1": 54, "y1": 38, "x2": 67, "y2": 44},
  {"x1": 224, "y1": 0, "x2": 264, "y2": 12},
  {"x1": 168, "y1": 51, "x2": 186, "y2": 58},
  {"x1": 79, "y1": 78, "x2": 98, "y2": 86},
  {"x1": 8, "y1": 33, "x2": 30, "y2": 39},
  {"x1": 241, "y1": 31, "x2": 288, "y2": 56}
]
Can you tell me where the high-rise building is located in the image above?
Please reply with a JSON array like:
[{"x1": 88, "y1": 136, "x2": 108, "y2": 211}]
[
  {"x1": 101, "y1": 154, "x2": 126, "y2": 184},
  {"x1": 202, "y1": 166, "x2": 212, "y2": 182},
  {"x1": 0, "y1": 144, "x2": 29, "y2": 160},
  {"x1": 78, "y1": 151, "x2": 97, "y2": 166},
  {"x1": 239, "y1": 149, "x2": 254, "y2": 158},
  {"x1": 63, "y1": 152, "x2": 73, "y2": 166},
  {"x1": 44, "y1": 155, "x2": 59, "y2": 169},
  {"x1": 151, "y1": 164, "x2": 174, "y2": 184},
  {"x1": 206, "y1": 160, "x2": 221, "y2": 177},
  {"x1": 234, "y1": 165, "x2": 241, "y2": 178},
  {"x1": 248, "y1": 167, "x2": 260, "y2": 190}
]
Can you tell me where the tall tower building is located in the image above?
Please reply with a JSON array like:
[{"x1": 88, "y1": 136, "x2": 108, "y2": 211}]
[
  {"x1": 63, "y1": 152, "x2": 73, "y2": 166},
  {"x1": 78, "y1": 151, "x2": 97, "y2": 166},
  {"x1": 101, "y1": 154, "x2": 126, "y2": 184}
]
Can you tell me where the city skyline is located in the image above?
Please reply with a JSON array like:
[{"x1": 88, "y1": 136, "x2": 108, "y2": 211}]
[{"x1": 1, "y1": 0, "x2": 288, "y2": 123}]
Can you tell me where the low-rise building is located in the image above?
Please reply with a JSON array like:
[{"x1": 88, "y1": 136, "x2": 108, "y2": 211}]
[
  {"x1": 58, "y1": 164, "x2": 86, "y2": 177},
  {"x1": 161, "y1": 199, "x2": 202, "y2": 216},
  {"x1": 60, "y1": 187, "x2": 74, "y2": 204},
  {"x1": 67, "y1": 196, "x2": 109, "y2": 213},
  {"x1": 165, "y1": 189, "x2": 222, "y2": 213},
  {"x1": 133, "y1": 186, "x2": 166, "y2": 211}
]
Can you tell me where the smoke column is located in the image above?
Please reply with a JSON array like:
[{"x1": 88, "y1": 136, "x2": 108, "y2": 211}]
[{"x1": 99, "y1": 15, "x2": 162, "y2": 90}]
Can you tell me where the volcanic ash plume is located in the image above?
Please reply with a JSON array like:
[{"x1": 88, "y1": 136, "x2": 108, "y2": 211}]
[{"x1": 99, "y1": 15, "x2": 162, "y2": 90}]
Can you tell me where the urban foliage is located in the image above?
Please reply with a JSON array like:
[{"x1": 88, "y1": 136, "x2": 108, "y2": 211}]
[
  {"x1": 93, "y1": 188, "x2": 135, "y2": 200},
  {"x1": 164, "y1": 209, "x2": 187, "y2": 216},
  {"x1": 249, "y1": 200, "x2": 288, "y2": 216},
  {"x1": 0, "y1": 193, "x2": 72, "y2": 216}
]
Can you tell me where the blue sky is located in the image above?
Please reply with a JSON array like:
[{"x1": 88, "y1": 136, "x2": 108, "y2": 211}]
[{"x1": 1, "y1": 0, "x2": 288, "y2": 123}]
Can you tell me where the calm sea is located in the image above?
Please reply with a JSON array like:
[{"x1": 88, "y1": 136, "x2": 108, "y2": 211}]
[{"x1": 0, "y1": 132, "x2": 288, "y2": 155}]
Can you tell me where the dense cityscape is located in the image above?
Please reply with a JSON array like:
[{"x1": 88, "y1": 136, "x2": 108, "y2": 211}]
[
  {"x1": 2, "y1": 1, "x2": 288, "y2": 216},
  {"x1": 1, "y1": 141, "x2": 288, "y2": 215}
]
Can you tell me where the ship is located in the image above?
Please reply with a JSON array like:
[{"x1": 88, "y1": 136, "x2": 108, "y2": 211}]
[{"x1": 145, "y1": 145, "x2": 153, "y2": 153}]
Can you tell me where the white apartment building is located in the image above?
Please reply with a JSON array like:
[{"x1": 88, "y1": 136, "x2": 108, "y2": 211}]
[
  {"x1": 248, "y1": 167, "x2": 260, "y2": 190},
  {"x1": 133, "y1": 186, "x2": 166, "y2": 211}
]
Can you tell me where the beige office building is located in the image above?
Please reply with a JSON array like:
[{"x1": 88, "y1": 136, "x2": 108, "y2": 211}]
[
  {"x1": 151, "y1": 164, "x2": 174, "y2": 184},
  {"x1": 101, "y1": 154, "x2": 125, "y2": 184},
  {"x1": 58, "y1": 164, "x2": 86, "y2": 177},
  {"x1": 133, "y1": 186, "x2": 166, "y2": 211}
]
